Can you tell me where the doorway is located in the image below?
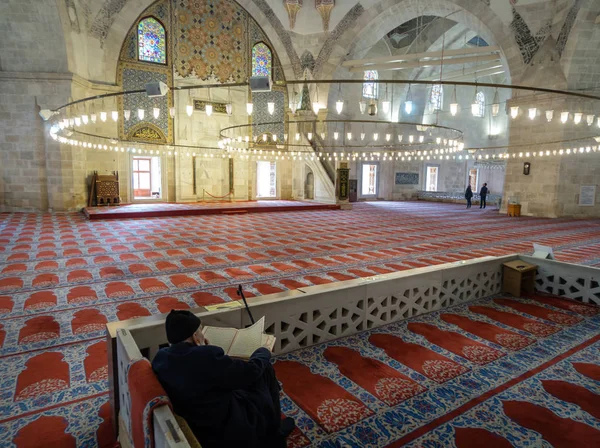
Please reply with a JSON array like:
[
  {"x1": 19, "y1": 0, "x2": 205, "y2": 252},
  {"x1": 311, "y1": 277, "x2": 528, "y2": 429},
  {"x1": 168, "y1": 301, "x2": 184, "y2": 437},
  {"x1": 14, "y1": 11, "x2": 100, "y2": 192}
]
[
  {"x1": 361, "y1": 163, "x2": 379, "y2": 197},
  {"x1": 256, "y1": 161, "x2": 277, "y2": 198},
  {"x1": 133, "y1": 156, "x2": 161, "y2": 200},
  {"x1": 468, "y1": 168, "x2": 479, "y2": 191},
  {"x1": 425, "y1": 165, "x2": 439, "y2": 192}
]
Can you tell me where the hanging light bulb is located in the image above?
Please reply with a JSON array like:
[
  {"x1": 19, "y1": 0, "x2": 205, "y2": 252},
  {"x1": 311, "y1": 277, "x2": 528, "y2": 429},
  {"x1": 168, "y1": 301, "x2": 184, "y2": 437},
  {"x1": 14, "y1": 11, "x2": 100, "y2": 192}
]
[
  {"x1": 574, "y1": 112, "x2": 583, "y2": 124},
  {"x1": 169, "y1": 107, "x2": 176, "y2": 118},
  {"x1": 307, "y1": 132, "x2": 313, "y2": 140},
  {"x1": 373, "y1": 133, "x2": 379, "y2": 141},
  {"x1": 491, "y1": 88, "x2": 500, "y2": 117},
  {"x1": 312, "y1": 101, "x2": 320, "y2": 114},
  {"x1": 295, "y1": 133, "x2": 300, "y2": 141},
  {"x1": 246, "y1": 103, "x2": 253, "y2": 115},
  {"x1": 528, "y1": 107, "x2": 536, "y2": 120},
  {"x1": 561, "y1": 111, "x2": 569, "y2": 123},
  {"x1": 336, "y1": 99, "x2": 344, "y2": 115},
  {"x1": 510, "y1": 106, "x2": 519, "y2": 119},
  {"x1": 82, "y1": 115, "x2": 89, "y2": 125},
  {"x1": 361, "y1": 132, "x2": 366, "y2": 141},
  {"x1": 138, "y1": 108, "x2": 145, "y2": 120},
  {"x1": 74, "y1": 117, "x2": 81, "y2": 126},
  {"x1": 290, "y1": 91, "x2": 298, "y2": 114},
  {"x1": 152, "y1": 107, "x2": 160, "y2": 119},
  {"x1": 419, "y1": 135, "x2": 424, "y2": 143},
  {"x1": 91, "y1": 112, "x2": 97, "y2": 123},
  {"x1": 272, "y1": 134, "x2": 277, "y2": 142},
  {"x1": 100, "y1": 111, "x2": 107, "y2": 122},
  {"x1": 205, "y1": 104, "x2": 213, "y2": 116},
  {"x1": 436, "y1": 137, "x2": 441, "y2": 144},
  {"x1": 597, "y1": 117, "x2": 600, "y2": 128},
  {"x1": 397, "y1": 135, "x2": 403, "y2": 143},
  {"x1": 186, "y1": 103, "x2": 194, "y2": 117},
  {"x1": 545, "y1": 110, "x2": 554, "y2": 122},
  {"x1": 382, "y1": 100, "x2": 390, "y2": 114},
  {"x1": 450, "y1": 85, "x2": 458, "y2": 116},
  {"x1": 320, "y1": 132, "x2": 325, "y2": 140},
  {"x1": 267, "y1": 101, "x2": 275, "y2": 115},
  {"x1": 334, "y1": 131, "x2": 339, "y2": 140},
  {"x1": 386, "y1": 134, "x2": 391, "y2": 142},
  {"x1": 409, "y1": 135, "x2": 414, "y2": 143},
  {"x1": 347, "y1": 132, "x2": 352, "y2": 140},
  {"x1": 359, "y1": 100, "x2": 367, "y2": 115},
  {"x1": 404, "y1": 85, "x2": 413, "y2": 115},
  {"x1": 586, "y1": 114, "x2": 594, "y2": 126},
  {"x1": 262, "y1": 134, "x2": 268, "y2": 142}
]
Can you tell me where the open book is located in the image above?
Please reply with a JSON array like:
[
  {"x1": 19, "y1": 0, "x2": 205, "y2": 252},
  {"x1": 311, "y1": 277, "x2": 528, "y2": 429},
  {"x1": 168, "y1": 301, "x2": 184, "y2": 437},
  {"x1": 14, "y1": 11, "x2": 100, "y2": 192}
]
[{"x1": 202, "y1": 317, "x2": 276, "y2": 359}]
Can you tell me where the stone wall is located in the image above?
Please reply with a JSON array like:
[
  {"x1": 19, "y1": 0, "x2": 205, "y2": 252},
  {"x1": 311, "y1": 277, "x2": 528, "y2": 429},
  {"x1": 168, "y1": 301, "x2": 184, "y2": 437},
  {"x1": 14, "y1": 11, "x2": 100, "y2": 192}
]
[
  {"x1": 0, "y1": 0, "x2": 68, "y2": 73},
  {"x1": 557, "y1": 155, "x2": 600, "y2": 218},
  {"x1": 0, "y1": 74, "x2": 73, "y2": 211}
]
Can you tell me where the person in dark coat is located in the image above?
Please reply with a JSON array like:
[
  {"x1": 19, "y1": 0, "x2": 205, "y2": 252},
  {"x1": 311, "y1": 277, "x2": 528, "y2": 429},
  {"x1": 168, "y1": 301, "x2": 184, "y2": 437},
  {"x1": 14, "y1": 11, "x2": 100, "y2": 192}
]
[
  {"x1": 465, "y1": 184, "x2": 473, "y2": 208},
  {"x1": 479, "y1": 183, "x2": 489, "y2": 209},
  {"x1": 152, "y1": 310, "x2": 294, "y2": 448}
]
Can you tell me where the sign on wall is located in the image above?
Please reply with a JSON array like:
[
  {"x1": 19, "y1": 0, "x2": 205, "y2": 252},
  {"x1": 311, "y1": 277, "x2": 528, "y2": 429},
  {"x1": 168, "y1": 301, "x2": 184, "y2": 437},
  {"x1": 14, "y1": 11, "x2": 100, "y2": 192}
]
[
  {"x1": 395, "y1": 172, "x2": 419, "y2": 185},
  {"x1": 579, "y1": 185, "x2": 596, "y2": 206}
]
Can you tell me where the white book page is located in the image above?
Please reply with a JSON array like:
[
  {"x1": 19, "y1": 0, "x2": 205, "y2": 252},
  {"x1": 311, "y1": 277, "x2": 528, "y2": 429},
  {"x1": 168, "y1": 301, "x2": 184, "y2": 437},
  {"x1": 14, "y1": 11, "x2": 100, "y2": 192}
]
[
  {"x1": 261, "y1": 334, "x2": 276, "y2": 351},
  {"x1": 228, "y1": 317, "x2": 265, "y2": 358},
  {"x1": 202, "y1": 326, "x2": 238, "y2": 353}
]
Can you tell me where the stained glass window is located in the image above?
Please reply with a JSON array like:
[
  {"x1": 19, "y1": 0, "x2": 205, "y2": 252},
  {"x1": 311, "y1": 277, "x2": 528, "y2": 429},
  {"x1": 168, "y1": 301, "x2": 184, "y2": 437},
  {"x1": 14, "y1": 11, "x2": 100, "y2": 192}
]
[
  {"x1": 252, "y1": 43, "x2": 272, "y2": 78},
  {"x1": 363, "y1": 70, "x2": 378, "y2": 99},
  {"x1": 474, "y1": 91, "x2": 485, "y2": 117},
  {"x1": 430, "y1": 84, "x2": 443, "y2": 111},
  {"x1": 138, "y1": 17, "x2": 166, "y2": 64}
]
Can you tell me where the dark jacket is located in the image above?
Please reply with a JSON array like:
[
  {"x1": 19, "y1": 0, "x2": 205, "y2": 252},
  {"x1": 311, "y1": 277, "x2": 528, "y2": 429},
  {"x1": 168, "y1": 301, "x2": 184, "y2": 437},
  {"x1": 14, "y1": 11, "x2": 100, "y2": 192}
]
[
  {"x1": 152, "y1": 343, "x2": 276, "y2": 448},
  {"x1": 465, "y1": 186, "x2": 473, "y2": 199},
  {"x1": 480, "y1": 185, "x2": 488, "y2": 197}
]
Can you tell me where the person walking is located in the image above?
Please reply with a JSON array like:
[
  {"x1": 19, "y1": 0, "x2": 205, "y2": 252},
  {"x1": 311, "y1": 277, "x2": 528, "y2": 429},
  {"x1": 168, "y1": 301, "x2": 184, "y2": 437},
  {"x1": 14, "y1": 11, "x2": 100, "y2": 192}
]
[
  {"x1": 479, "y1": 183, "x2": 488, "y2": 209},
  {"x1": 465, "y1": 184, "x2": 473, "y2": 208}
]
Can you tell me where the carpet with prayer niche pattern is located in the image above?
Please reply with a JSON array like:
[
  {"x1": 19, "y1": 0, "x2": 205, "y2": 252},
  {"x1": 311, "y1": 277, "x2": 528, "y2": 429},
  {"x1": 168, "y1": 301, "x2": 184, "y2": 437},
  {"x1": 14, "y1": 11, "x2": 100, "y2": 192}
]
[
  {"x1": 275, "y1": 293, "x2": 600, "y2": 447},
  {"x1": 0, "y1": 201, "x2": 599, "y2": 446}
]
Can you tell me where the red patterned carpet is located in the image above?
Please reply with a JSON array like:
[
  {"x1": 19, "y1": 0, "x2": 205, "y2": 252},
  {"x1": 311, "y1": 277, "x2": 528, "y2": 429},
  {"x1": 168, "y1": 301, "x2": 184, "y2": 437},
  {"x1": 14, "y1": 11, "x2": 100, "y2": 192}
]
[
  {"x1": 275, "y1": 292, "x2": 600, "y2": 447},
  {"x1": 0, "y1": 201, "x2": 599, "y2": 446}
]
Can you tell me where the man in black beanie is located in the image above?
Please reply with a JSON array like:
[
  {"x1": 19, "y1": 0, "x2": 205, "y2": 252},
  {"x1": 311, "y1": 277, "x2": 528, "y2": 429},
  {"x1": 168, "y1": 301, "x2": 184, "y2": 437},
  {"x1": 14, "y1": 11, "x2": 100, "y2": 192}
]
[{"x1": 152, "y1": 310, "x2": 294, "y2": 448}]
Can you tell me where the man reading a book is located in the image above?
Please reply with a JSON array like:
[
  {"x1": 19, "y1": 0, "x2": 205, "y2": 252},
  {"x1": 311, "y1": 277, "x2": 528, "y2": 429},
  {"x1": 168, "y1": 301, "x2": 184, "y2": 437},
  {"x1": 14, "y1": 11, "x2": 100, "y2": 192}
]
[{"x1": 152, "y1": 310, "x2": 294, "y2": 448}]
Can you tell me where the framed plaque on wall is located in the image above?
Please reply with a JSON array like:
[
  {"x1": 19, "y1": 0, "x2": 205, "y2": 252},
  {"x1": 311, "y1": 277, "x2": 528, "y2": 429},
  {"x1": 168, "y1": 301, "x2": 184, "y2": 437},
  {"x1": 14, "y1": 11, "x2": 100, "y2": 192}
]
[{"x1": 579, "y1": 185, "x2": 596, "y2": 206}]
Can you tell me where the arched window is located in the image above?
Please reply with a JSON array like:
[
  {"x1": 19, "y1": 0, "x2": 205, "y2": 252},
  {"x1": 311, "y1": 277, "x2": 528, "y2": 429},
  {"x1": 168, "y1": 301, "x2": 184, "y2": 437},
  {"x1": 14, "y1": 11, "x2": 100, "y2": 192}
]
[
  {"x1": 138, "y1": 17, "x2": 166, "y2": 64},
  {"x1": 252, "y1": 43, "x2": 272, "y2": 78},
  {"x1": 473, "y1": 91, "x2": 485, "y2": 117},
  {"x1": 430, "y1": 84, "x2": 443, "y2": 111},
  {"x1": 363, "y1": 70, "x2": 378, "y2": 99}
]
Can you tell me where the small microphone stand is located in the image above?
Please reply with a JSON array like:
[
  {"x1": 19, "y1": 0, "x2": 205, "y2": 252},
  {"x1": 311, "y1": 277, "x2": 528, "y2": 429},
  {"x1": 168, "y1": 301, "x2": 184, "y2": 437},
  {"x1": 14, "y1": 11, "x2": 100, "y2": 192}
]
[{"x1": 236, "y1": 284, "x2": 255, "y2": 325}]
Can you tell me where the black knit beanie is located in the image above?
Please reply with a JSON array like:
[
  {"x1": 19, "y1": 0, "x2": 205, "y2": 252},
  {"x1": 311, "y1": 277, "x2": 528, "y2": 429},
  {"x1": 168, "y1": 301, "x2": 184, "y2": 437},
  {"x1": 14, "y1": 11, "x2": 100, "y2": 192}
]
[{"x1": 165, "y1": 310, "x2": 201, "y2": 344}]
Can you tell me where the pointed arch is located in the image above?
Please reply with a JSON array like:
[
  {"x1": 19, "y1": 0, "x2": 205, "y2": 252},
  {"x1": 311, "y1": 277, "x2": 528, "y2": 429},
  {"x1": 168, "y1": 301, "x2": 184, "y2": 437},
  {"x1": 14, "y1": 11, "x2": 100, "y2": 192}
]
[
  {"x1": 137, "y1": 16, "x2": 166, "y2": 64},
  {"x1": 473, "y1": 91, "x2": 485, "y2": 117},
  {"x1": 363, "y1": 70, "x2": 378, "y2": 99},
  {"x1": 252, "y1": 42, "x2": 272, "y2": 78},
  {"x1": 430, "y1": 84, "x2": 443, "y2": 111}
]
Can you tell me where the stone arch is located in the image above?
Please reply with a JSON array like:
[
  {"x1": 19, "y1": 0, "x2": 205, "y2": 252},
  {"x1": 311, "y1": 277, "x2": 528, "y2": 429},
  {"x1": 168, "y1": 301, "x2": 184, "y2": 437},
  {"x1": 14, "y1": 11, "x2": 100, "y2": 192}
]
[
  {"x1": 318, "y1": 0, "x2": 524, "y2": 83},
  {"x1": 559, "y1": 0, "x2": 600, "y2": 90},
  {"x1": 98, "y1": 0, "x2": 297, "y2": 85}
]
